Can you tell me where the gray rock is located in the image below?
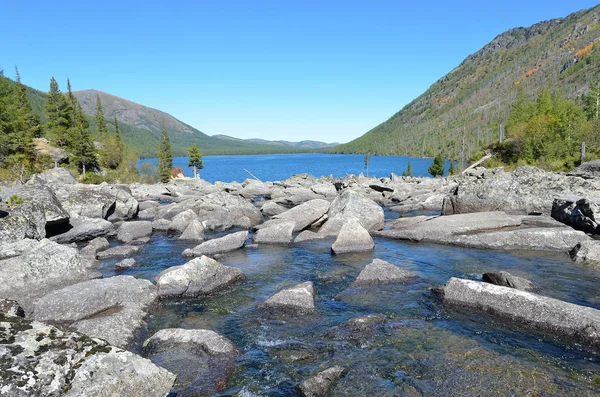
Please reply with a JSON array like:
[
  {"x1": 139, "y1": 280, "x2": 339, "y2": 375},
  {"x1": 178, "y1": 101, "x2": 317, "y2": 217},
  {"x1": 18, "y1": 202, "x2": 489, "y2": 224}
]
[
  {"x1": 238, "y1": 180, "x2": 272, "y2": 198},
  {"x1": 258, "y1": 281, "x2": 316, "y2": 315},
  {"x1": 169, "y1": 209, "x2": 199, "y2": 233},
  {"x1": 268, "y1": 199, "x2": 331, "y2": 232},
  {"x1": 443, "y1": 277, "x2": 600, "y2": 350},
  {"x1": 155, "y1": 255, "x2": 244, "y2": 298},
  {"x1": 115, "y1": 258, "x2": 136, "y2": 270},
  {"x1": 0, "y1": 238, "x2": 39, "y2": 260},
  {"x1": 570, "y1": 240, "x2": 600, "y2": 267},
  {"x1": 80, "y1": 236, "x2": 110, "y2": 258},
  {"x1": 182, "y1": 230, "x2": 249, "y2": 257},
  {"x1": 482, "y1": 271, "x2": 535, "y2": 291},
  {"x1": 96, "y1": 245, "x2": 141, "y2": 259},
  {"x1": 551, "y1": 196, "x2": 600, "y2": 234},
  {"x1": 117, "y1": 221, "x2": 153, "y2": 243},
  {"x1": 344, "y1": 314, "x2": 387, "y2": 332},
  {"x1": 295, "y1": 230, "x2": 329, "y2": 243},
  {"x1": 274, "y1": 186, "x2": 324, "y2": 205},
  {"x1": 179, "y1": 218, "x2": 205, "y2": 241},
  {"x1": 0, "y1": 298, "x2": 25, "y2": 318},
  {"x1": 351, "y1": 259, "x2": 415, "y2": 287},
  {"x1": 51, "y1": 214, "x2": 114, "y2": 243},
  {"x1": 0, "y1": 316, "x2": 175, "y2": 397},
  {"x1": 152, "y1": 218, "x2": 172, "y2": 230},
  {"x1": 261, "y1": 201, "x2": 288, "y2": 217},
  {"x1": 297, "y1": 366, "x2": 346, "y2": 397},
  {"x1": 192, "y1": 191, "x2": 263, "y2": 230},
  {"x1": 568, "y1": 159, "x2": 600, "y2": 178},
  {"x1": 0, "y1": 239, "x2": 89, "y2": 313},
  {"x1": 37, "y1": 167, "x2": 77, "y2": 185},
  {"x1": 138, "y1": 200, "x2": 160, "y2": 211},
  {"x1": 319, "y1": 190, "x2": 384, "y2": 236},
  {"x1": 130, "y1": 236, "x2": 151, "y2": 245},
  {"x1": 32, "y1": 275, "x2": 158, "y2": 347},
  {"x1": 137, "y1": 207, "x2": 158, "y2": 219},
  {"x1": 144, "y1": 328, "x2": 240, "y2": 356},
  {"x1": 254, "y1": 220, "x2": 295, "y2": 244},
  {"x1": 331, "y1": 218, "x2": 374, "y2": 255},
  {"x1": 54, "y1": 184, "x2": 139, "y2": 220},
  {"x1": 310, "y1": 182, "x2": 338, "y2": 199}
]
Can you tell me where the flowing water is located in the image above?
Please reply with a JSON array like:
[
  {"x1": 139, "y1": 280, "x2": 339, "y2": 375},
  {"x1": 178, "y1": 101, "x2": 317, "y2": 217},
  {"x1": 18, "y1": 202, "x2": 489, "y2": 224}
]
[{"x1": 97, "y1": 208, "x2": 600, "y2": 396}]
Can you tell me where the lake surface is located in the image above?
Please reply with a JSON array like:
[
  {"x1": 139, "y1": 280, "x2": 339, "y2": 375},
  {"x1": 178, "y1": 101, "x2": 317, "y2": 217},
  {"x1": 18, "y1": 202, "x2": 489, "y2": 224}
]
[{"x1": 139, "y1": 153, "x2": 447, "y2": 183}]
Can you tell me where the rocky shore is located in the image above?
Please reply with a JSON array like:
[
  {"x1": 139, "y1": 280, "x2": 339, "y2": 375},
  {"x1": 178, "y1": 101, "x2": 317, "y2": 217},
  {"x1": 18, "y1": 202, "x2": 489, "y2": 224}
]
[{"x1": 2, "y1": 164, "x2": 600, "y2": 395}]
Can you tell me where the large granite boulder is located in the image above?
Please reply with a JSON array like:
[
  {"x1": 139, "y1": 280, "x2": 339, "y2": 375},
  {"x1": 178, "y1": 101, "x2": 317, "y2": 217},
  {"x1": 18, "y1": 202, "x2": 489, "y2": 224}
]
[
  {"x1": 0, "y1": 313, "x2": 175, "y2": 397},
  {"x1": 443, "y1": 277, "x2": 600, "y2": 350},
  {"x1": 169, "y1": 209, "x2": 199, "y2": 233},
  {"x1": 0, "y1": 239, "x2": 90, "y2": 313},
  {"x1": 32, "y1": 275, "x2": 158, "y2": 347},
  {"x1": 155, "y1": 255, "x2": 244, "y2": 298},
  {"x1": 570, "y1": 240, "x2": 600, "y2": 267},
  {"x1": 37, "y1": 167, "x2": 77, "y2": 185},
  {"x1": 331, "y1": 218, "x2": 374, "y2": 255},
  {"x1": 351, "y1": 259, "x2": 416, "y2": 287},
  {"x1": 182, "y1": 230, "x2": 248, "y2": 257},
  {"x1": 568, "y1": 159, "x2": 600, "y2": 179},
  {"x1": 192, "y1": 192, "x2": 263, "y2": 230},
  {"x1": 54, "y1": 184, "x2": 139, "y2": 220},
  {"x1": 96, "y1": 244, "x2": 141, "y2": 259},
  {"x1": 267, "y1": 199, "x2": 330, "y2": 232},
  {"x1": 482, "y1": 271, "x2": 535, "y2": 291},
  {"x1": 117, "y1": 220, "x2": 153, "y2": 243},
  {"x1": 258, "y1": 281, "x2": 316, "y2": 315},
  {"x1": 442, "y1": 166, "x2": 600, "y2": 216},
  {"x1": 551, "y1": 196, "x2": 600, "y2": 234},
  {"x1": 319, "y1": 190, "x2": 384, "y2": 236},
  {"x1": 253, "y1": 220, "x2": 296, "y2": 244},
  {"x1": 50, "y1": 214, "x2": 114, "y2": 244},
  {"x1": 179, "y1": 219, "x2": 205, "y2": 241}
]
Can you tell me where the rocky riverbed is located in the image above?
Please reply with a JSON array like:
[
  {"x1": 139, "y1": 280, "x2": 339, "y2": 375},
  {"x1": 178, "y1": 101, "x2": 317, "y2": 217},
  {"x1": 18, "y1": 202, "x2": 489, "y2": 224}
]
[{"x1": 3, "y1": 164, "x2": 600, "y2": 395}]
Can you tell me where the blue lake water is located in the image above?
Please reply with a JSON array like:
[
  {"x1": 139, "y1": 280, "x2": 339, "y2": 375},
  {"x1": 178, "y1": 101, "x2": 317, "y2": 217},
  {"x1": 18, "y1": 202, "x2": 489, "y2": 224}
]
[{"x1": 138, "y1": 153, "x2": 447, "y2": 183}]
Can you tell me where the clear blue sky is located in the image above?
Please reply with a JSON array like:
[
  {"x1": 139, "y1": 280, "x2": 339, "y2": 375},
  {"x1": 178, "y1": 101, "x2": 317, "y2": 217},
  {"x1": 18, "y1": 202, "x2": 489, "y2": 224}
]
[{"x1": 1, "y1": 1, "x2": 598, "y2": 143}]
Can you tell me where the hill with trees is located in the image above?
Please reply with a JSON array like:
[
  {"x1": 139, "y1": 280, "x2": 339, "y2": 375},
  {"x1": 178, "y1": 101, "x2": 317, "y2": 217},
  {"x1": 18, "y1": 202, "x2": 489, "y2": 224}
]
[{"x1": 332, "y1": 5, "x2": 600, "y2": 168}]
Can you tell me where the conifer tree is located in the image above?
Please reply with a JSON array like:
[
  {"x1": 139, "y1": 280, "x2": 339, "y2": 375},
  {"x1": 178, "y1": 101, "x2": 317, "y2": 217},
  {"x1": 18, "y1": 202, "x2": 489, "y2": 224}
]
[
  {"x1": 157, "y1": 118, "x2": 172, "y2": 183},
  {"x1": 187, "y1": 144, "x2": 203, "y2": 178},
  {"x1": 95, "y1": 94, "x2": 108, "y2": 140},
  {"x1": 428, "y1": 153, "x2": 445, "y2": 177},
  {"x1": 407, "y1": 160, "x2": 413, "y2": 177},
  {"x1": 8, "y1": 67, "x2": 39, "y2": 168},
  {"x1": 448, "y1": 161, "x2": 456, "y2": 175},
  {"x1": 44, "y1": 77, "x2": 71, "y2": 147},
  {"x1": 70, "y1": 102, "x2": 98, "y2": 175}
]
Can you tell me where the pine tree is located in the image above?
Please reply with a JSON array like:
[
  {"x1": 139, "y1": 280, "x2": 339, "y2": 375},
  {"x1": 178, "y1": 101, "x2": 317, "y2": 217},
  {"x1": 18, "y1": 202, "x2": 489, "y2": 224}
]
[
  {"x1": 187, "y1": 144, "x2": 203, "y2": 178},
  {"x1": 157, "y1": 118, "x2": 172, "y2": 183},
  {"x1": 428, "y1": 153, "x2": 445, "y2": 177},
  {"x1": 70, "y1": 102, "x2": 98, "y2": 174},
  {"x1": 448, "y1": 161, "x2": 456, "y2": 175},
  {"x1": 95, "y1": 94, "x2": 108, "y2": 139},
  {"x1": 407, "y1": 160, "x2": 413, "y2": 177},
  {"x1": 44, "y1": 77, "x2": 71, "y2": 147},
  {"x1": 9, "y1": 67, "x2": 40, "y2": 169}
]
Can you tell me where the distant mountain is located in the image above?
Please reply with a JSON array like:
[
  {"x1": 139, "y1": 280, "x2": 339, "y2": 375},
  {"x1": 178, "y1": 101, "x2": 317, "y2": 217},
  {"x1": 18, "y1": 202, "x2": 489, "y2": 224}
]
[
  {"x1": 214, "y1": 135, "x2": 339, "y2": 149},
  {"x1": 333, "y1": 5, "x2": 600, "y2": 160}
]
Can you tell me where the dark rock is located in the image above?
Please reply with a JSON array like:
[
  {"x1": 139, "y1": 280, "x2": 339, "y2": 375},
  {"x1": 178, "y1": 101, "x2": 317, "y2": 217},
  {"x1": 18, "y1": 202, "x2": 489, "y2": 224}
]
[
  {"x1": 331, "y1": 218, "x2": 374, "y2": 254},
  {"x1": 0, "y1": 298, "x2": 25, "y2": 318},
  {"x1": 116, "y1": 220, "x2": 153, "y2": 243},
  {"x1": 155, "y1": 255, "x2": 244, "y2": 298},
  {"x1": 258, "y1": 281, "x2": 316, "y2": 315},
  {"x1": 482, "y1": 271, "x2": 535, "y2": 291},
  {"x1": 551, "y1": 196, "x2": 600, "y2": 234},
  {"x1": 182, "y1": 230, "x2": 248, "y2": 257},
  {"x1": 344, "y1": 314, "x2": 387, "y2": 332},
  {"x1": 568, "y1": 159, "x2": 600, "y2": 179},
  {"x1": 351, "y1": 259, "x2": 415, "y2": 287},
  {"x1": 297, "y1": 365, "x2": 346, "y2": 397},
  {"x1": 369, "y1": 183, "x2": 394, "y2": 193}
]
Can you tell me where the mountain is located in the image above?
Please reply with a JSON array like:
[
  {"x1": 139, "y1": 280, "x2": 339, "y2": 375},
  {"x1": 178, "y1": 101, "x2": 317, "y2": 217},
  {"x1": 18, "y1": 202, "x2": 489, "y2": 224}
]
[
  {"x1": 213, "y1": 135, "x2": 339, "y2": 149},
  {"x1": 333, "y1": 5, "x2": 600, "y2": 160},
  {"x1": 73, "y1": 90, "x2": 315, "y2": 157}
]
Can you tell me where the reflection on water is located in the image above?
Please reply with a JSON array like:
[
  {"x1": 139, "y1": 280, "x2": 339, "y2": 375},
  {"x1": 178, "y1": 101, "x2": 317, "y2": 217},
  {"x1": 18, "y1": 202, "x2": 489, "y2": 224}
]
[{"x1": 100, "y1": 232, "x2": 600, "y2": 395}]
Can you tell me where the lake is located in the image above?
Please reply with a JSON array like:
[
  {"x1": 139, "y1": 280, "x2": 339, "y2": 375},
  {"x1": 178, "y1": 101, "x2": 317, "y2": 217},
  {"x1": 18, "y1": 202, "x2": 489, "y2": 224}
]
[{"x1": 138, "y1": 153, "x2": 447, "y2": 183}]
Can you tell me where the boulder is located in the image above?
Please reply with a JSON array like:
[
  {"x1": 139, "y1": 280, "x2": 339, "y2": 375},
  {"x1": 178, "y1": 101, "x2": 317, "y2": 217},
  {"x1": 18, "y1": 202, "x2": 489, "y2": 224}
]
[
  {"x1": 96, "y1": 245, "x2": 141, "y2": 259},
  {"x1": 351, "y1": 259, "x2": 416, "y2": 287},
  {"x1": 144, "y1": 328, "x2": 240, "y2": 356},
  {"x1": 274, "y1": 186, "x2": 324, "y2": 205},
  {"x1": 169, "y1": 209, "x2": 199, "y2": 233},
  {"x1": 179, "y1": 219, "x2": 205, "y2": 241},
  {"x1": 182, "y1": 230, "x2": 248, "y2": 257},
  {"x1": 80, "y1": 236, "x2": 110, "y2": 258},
  {"x1": 155, "y1": 255, "x2": 244, "y2": 298},
  {"x1": 570, "y1": 240, "x2": 600, "y2": 267},
  {"x1": 297, "y1": 366, "x2": 346, "y2": 397},
  {"x1": 295, "y1": 230, "x2": 329, "y2": 243},
  {"x1": 482, "y1": 271, "x2": 535, "y2": 291},
  {"x1": 331, "y1": 218, "x2": 374, "y2": 255},
  {"x1": 50, "y1": 214, "x2": 114, "y2": 243},
  {"x1": 117, "y1": 221, "x2": 153, "y2": 243},
  {"x1": 261, "y1": 201, "x2": 287, "y2": 217},
  {"x1": 33, "y1": 137, "x2": 69, "y2": 165},
  {"x1": 318, "y1": 190, "x2": 384, "y2": 236},
  {"x1": 0, "y1": 239, "x2": 89, "y2": 313},
  {"x1": 551, "y1": 196, "x2": 600, "y2": 234},
  {"x1": 568, "y1": 159, "x2": 600, "y2": 179},
  {"x1": 54, "y1": 184, "x2": 139, "y2": 220},
  {"x1": 254, "y1": 220, "x2": 296, "y2": 244},
  {"x1": 238, "y1": 180, "x2": 272, "y2": 198},
  {"x1": 310, "y1": 182, "x2": 338, "y2": 199},
  {"x1": 37, "y1": 167, "x2": 77, "y2": 185},
  {"x1": 0, "y1": 316, "x2": 175, "y2": 397},
  {"x1": 268, "y1": 198, "x2": 330, "y2": 232},
  {"x1": 258, "y1": 281, "x2": 316, "y2": 315},
  {"x1": 192, "y1": 191, "x2": 263, "y2": 230},
  {"x1": 115, "y1": 258, "x2": 136, "y2": 271},
  {"x1": 32, "y1": 275, "x2": 158, "y2": 348},
  {"x1": 443, "y1": 277, "x2": 600, "y2": 350}
]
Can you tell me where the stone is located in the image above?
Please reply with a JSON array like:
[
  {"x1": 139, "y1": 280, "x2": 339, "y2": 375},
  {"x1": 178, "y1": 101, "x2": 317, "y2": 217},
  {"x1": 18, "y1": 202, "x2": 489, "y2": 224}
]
[
  {"x1": 115, "y1": 258, "x2": 136, "y2": 271},
  {"x1": 0, "y1": 298, "x2": 25, "y2": 318},
  {"x1": 182, "y1": 230, "x2": 249, "y2": 257},
  {"x1": 117, "y1": 220, "x2": 153, "y2": 243},
  {"x1": 192, "y1": 191, "x2": 263, "y2": 230},
  {"x1": 54, "y1": 184, "x2": 139, "y2": 220},
  {"x1": 258, "y1": 281, "x2": 316, "y2": 315},
  {"x1": 0, "y1": 239, "x2": 89, "y2": 314},
  {"x1": 80, "y1": 236, "x2": 110, "y2": 258},
  {"x1": 568, "y1": 159, "x2": 600, "y2": 179},
  {"x1": 179, "y1": 218, "x2": 205, "y2": 241},
  {"x1": 253, "y1": 220, "x2": 296, "y2": 244},
  {"x1": 144, "y1": 328, "x2": 240, "y2": 356},
  {"x1": 155, "y1": 255, "x2": 244, "y2": 298},
  {"x1": 344, "y1": 314, "x2": 387, "y2": 332},
  {"x1": 482, "y1": 271, "x2": 535, "y2": 291},
  {"x1": 169, "y1": 209, "x2": 199, "y2": 233},
  {"x1": 551, "y1": 196, "x2": 600, "y2": 234},
  {"x1": 261, "y1": 201, "x2": 287, "y2": 217},
  {"x1": 443, "y1": 277, "x2": 600, "y2": 350},
  {"x1": 310, "y1": 182, "x2": 338, "y2": 199},
  {"x1": 50, "y1": 214, "x2": 114, "y2": 244},
  {"x1": 570, "y1": 240, "x2": 600, "y2": 267},
  {"x1": 0, "y1": 316, "x2": 175, "y2": 397},
  {"x1": 331, "y1": 218, "x2": 374, "y2": 254},
  {"x1": 269, "y1": 199, "x2": 330, "y2": 232},
  {"x1": 318, "y1": 190, "x2": 384, "y2": 236},
  {"x1": 96, "y1": 245, "x2": 141, "y2": 259},
  {"x1": 37, "y1": 167, "x2": 77, "y2": 185},
  {"x1": 297, "y1": 366, "x2": 346, "y2": 397},
  {"x1": 32, "y1": 275, "x2": 158, "y2": 348},
  {"x1": 351, "y1": 259, "x2": 416, "y2": 287},
  {"x1": 295, "y1": 230, "x2": 329, "y2": 243},
  {"x1": 152, "y1": 218, "x2": 172, "y2": 230}
]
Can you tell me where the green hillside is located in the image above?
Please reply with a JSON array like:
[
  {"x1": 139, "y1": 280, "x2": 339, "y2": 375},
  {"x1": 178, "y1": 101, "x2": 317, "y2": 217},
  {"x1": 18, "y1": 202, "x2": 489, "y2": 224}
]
[{"x1": 333, "y1": 5, "x2": 600, "y2": 161}]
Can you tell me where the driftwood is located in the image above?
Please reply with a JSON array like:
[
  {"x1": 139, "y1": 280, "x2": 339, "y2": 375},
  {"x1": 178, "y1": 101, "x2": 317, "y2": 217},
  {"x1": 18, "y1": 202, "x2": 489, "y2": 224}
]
[
  {"x1": 461, "y1": 150, "x2": 492, "y2": 175},
  {"x1": 244, "y1": 168, "x2": 262, "y2": 182}
]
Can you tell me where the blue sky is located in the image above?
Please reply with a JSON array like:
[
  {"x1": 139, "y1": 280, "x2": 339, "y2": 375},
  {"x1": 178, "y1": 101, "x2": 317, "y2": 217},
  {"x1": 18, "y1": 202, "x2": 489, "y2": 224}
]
[{"x1": 2, "y1": 1, "x2": 599, "y2": 143}]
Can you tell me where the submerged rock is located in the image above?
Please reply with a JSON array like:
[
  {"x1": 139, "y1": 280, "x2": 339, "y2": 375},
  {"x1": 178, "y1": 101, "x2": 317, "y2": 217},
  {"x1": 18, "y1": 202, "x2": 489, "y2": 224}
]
[
  {"x1": 258, "y1": 281, "x2": 316, "y2": 315},
  {"x1": 351, "y1": 259, "x2": 416, "y2": 287},
  {"x1": 182, "y1": 230, "x2": 249, "y2": 257},
  {"x1": 331, "y1": 218, "x2": 374, "y2": 254},
  {"x1": 155, "y1": 255, "x2": 244, "y2": 298},
  {"x1": 297, "y1": 365, "x2": 346, "y2": 397},
  {"x1": 115, "y1": 258, "x2": 136, "y2": 271},
  {"x1": 144, "y1": 328, "x2": 240, "y2": 356},
  {"x1": 482, "y1": 271, "x2": 535, "y2": 291}
]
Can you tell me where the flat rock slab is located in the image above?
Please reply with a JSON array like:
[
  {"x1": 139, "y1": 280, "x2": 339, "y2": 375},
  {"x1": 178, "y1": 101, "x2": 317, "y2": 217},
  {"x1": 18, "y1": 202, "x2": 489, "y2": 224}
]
[
  {"x1": 351, "y1": 259, "x2": 416, "y2": 287},
  {"x1": 254, "y1": 220, "x2": 296, "y2": 244},
  {"x1": 96, "y1": 245, "x2": 142, "y2": 259},
  {"x1": 0, "y1": 317, "x2": 175, "y2": 397},
  {"x1": 51, "y1": 215, "x2": 114, "y2": 244},
  {"x1": 482, "y1": 271, "x2": 535, "y2": 291},
  {"x1": 155, "y1": 255, "x2": 244, "y2": 298},
  {"x1": 331, "y1": 218, "x2": 374, "y2": 254},
  {"x1": 271, "y1": 199, "x2": 330, "y2": 231},
  {"x1": 258, "y1": 281, "x2": 316, "y2": 315},
  {"x1": 117, "y1": 220, "x2": 153, "y2": 243},
  {"x1": 144, "y1": 328, "x2": 240, "y2": 356},
  {"x1": 443, "y1": 277, "x2": 600, "y2": 350},
  {"x1": 32, "y1": 275, "x2": 158, "y2": 347},
  {"x1": 182, "y1": 230, "x2": 249, "y2": 257},
  {"x1": 297, "y1": 365, "x2": 346, "y2": 397}
]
